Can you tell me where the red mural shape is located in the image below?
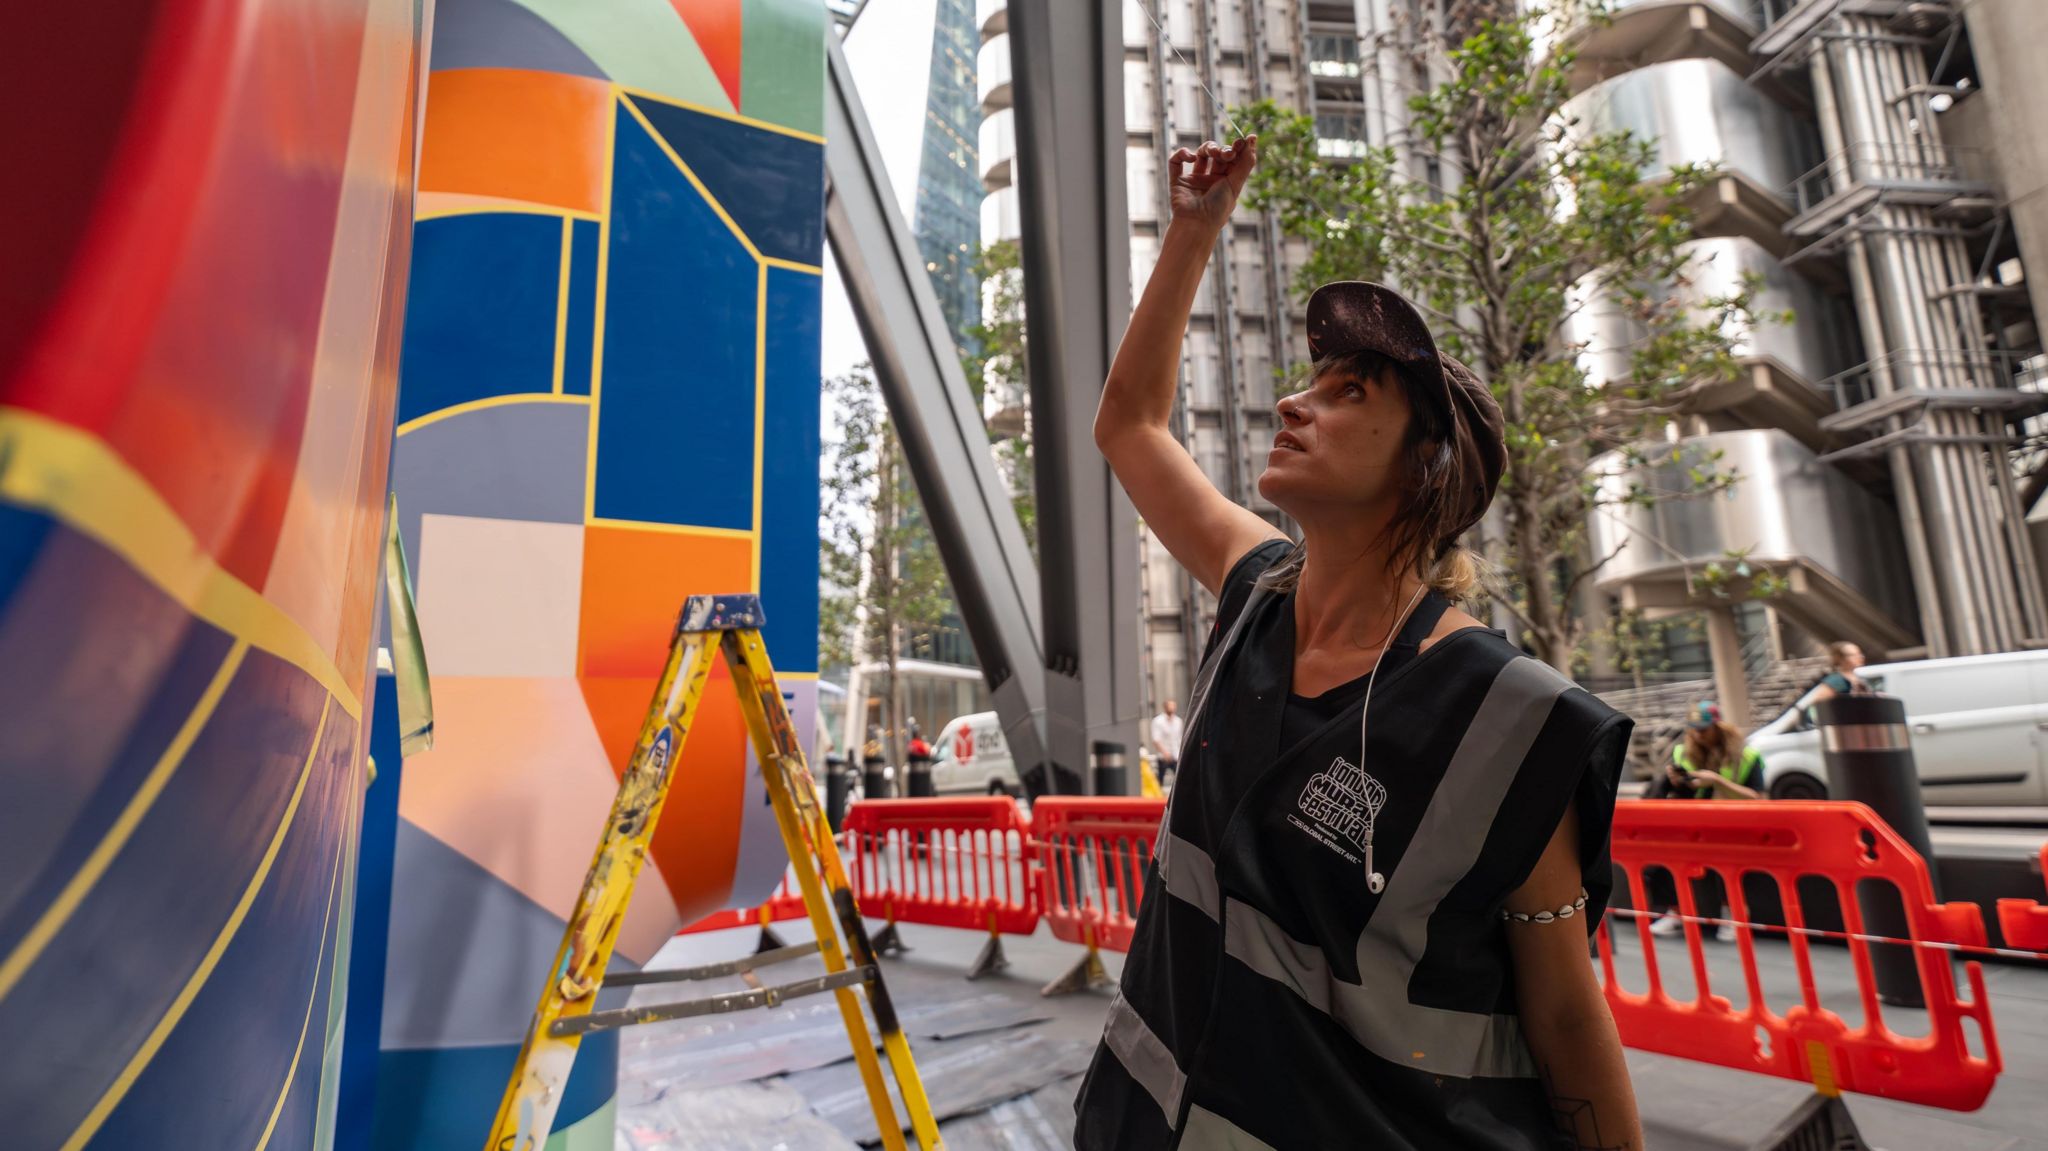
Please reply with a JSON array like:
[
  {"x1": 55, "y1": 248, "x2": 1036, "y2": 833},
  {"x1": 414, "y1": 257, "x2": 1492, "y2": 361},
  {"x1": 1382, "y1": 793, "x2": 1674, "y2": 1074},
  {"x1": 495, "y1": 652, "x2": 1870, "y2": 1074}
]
[{"x1": 670, "y1": 0, "x2": 745, "y2": 107}]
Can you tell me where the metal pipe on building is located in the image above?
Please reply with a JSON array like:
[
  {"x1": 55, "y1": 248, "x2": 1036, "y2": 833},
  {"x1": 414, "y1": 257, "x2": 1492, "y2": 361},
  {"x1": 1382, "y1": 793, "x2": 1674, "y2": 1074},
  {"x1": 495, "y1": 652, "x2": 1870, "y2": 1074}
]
[
  {"x1": 1809, "y1": 6, "x2": 2048, "y2": 655},
  {"x1": 1812, "y1": 38, "x2": 1957, "y2": 658}
]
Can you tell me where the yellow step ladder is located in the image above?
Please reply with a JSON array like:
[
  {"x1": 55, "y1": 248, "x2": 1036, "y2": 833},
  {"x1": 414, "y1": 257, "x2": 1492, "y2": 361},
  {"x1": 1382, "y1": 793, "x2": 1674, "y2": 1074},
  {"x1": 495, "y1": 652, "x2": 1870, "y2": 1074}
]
[{"x1": 486, "y1": 594, "x2": 943, "y2": 1151}]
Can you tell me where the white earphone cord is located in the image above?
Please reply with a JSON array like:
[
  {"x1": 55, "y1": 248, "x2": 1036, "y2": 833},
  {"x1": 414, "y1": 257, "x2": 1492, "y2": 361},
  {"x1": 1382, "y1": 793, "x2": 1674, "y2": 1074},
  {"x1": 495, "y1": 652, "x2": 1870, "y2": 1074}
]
[{"x1": 1362, "y1": 582, "x2": 1430, "y2": 895}]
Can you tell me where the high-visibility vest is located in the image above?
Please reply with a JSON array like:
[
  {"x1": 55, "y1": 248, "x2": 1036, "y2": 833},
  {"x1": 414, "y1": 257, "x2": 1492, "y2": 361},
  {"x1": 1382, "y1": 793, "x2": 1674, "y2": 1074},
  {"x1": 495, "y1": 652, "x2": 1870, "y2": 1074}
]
[{"x1": 1672, "y1": 743, "x2": 1763, "y2": 794}]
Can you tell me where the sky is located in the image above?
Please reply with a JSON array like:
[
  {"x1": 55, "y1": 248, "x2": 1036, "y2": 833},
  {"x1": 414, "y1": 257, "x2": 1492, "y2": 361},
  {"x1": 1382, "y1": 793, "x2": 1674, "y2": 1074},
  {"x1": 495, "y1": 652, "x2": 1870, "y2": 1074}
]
[{"x1": 820, "y1": 0, "x2": 941, "y2": 384}]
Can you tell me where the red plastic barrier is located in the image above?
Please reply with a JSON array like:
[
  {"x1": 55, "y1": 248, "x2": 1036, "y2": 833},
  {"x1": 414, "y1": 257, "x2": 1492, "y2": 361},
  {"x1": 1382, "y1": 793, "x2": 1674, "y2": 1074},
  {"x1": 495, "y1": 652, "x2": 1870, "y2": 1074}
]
[
  {"x1": 1033, "y1": 797, "x2": 1166, "y2": 956},
  {"x1": 843, "y1": 797, "x2": 1040, "y2": 936},
  {"x1": 1994, "y1": 845, "x2": 2048, "y2": 952},
  {"x1": 1599, "y1": 800, "x2": 2001, "y2": 1111}
]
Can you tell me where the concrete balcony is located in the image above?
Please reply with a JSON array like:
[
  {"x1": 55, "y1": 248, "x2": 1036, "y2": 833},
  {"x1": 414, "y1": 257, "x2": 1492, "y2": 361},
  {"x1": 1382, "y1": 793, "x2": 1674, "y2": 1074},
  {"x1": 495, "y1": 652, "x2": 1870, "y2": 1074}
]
[
  {"x1": 977, "y1": 34, "x2": 1011, "y2": 114},
  {"x1": 976, "y1": 0, "x2": 1006, "y2": 42},
  {"x1": 979, "y1": 107, "x2": 1014, "y2": 193},
  {"x1": 1588, "y1": 428, "x2": 1919, "y2": 652},
  {"x1": 981, "y1": 183, "x2": 1022, "y2": 246},
  {"x1": 1562, "y1": 58, "x2": 1821, "y2": 254},
  {"x1": 1567, "y1": 1, "x2": 1762, "y2": 94},
  {"x1": 1567, "y1": 237, "x2": 1860, "y2": 449}
]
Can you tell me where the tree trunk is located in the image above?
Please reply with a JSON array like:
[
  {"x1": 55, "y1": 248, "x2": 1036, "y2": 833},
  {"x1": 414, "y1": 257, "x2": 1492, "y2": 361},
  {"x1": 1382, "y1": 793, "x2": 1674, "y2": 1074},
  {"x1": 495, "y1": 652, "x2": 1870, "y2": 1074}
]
[
  {"x1": 885, "y1": 634, "x2": 904, "y2": 774},
  {"x1": 1511, "y1": 485, "x2": 1572, "y2": 671}
]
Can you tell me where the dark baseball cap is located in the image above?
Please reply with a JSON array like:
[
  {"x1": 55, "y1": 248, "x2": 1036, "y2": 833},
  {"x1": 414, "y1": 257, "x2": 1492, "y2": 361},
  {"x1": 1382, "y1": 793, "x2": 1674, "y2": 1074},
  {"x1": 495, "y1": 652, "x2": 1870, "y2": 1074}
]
[{"x1": 1305, "y1": 281, "x2": 1507, "y2": 540}]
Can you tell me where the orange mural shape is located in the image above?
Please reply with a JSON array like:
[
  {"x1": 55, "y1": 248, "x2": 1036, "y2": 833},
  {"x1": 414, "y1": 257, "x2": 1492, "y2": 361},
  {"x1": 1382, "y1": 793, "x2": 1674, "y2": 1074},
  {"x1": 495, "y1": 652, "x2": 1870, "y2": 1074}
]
[
  {"x1": 418, "y1": 68, "x2": 613, "y2": 214},
  {"x1": 577, "y1": 669, "x2": 748, "y2": 925},
  {"x1": 577, "y1": 524, "x2": 753, "y2": 679}
]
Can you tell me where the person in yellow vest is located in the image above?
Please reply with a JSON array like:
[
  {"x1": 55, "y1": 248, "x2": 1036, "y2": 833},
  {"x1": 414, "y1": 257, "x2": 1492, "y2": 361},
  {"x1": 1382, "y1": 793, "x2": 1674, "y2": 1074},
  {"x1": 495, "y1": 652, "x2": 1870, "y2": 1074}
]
[
  {"x1": 1666, "y1": 701, "x2": 1763, "y2": 801},
  {"x1": 1648, "y1": 701, "x2": 1762, "y2": 941}
]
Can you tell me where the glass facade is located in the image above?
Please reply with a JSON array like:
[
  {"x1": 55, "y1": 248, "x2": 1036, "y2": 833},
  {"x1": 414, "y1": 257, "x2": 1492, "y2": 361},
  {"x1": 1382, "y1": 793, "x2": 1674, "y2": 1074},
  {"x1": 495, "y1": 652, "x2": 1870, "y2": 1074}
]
[
  {"x1": 916, "y1": 0, "x2": 985, "y2": 357},
  {"x1": 910, "y1": 0, "x2": 985, "y2": 670}
]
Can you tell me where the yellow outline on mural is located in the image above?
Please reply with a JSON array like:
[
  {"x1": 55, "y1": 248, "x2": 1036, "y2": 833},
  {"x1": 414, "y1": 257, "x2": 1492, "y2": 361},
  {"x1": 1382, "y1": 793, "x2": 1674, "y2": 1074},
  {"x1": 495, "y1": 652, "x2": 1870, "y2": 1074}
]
[
  {"x1": 588, "y1": 516, "x2": 755, "y2": 541},
  {"x1": 395, "y1": 392, "x2": 590, "y2": 438},
  {"x1": 585, "y1": 91, "x2": 620, "y2": 525},
  {"x1": 761, "y1": 255, "x2": 824, "y2": 276},
  {"x1": 614, "y1": 81, "x2": 827, "y2": 146},
  {"x1": 0, "y1": 409, "x2": 361, "y2": 717},
  {"x1": 252, "y1": 720, "x2": 350, "y2": 1151},
  {"x1": 251, "y1": 849, "x2": 337, "y2": 1151},
  {"x1": 415, "y1": 193, "x2": 601, "y2": 224},
  {"x1": 58, "y1": 697, "x2": 335, "y2": 1151},
  {"x1": 553, "y1": 217, "x2": 575, "y2": 395},
  {"x1": 753, "y1": 263, "x2": 768, "y2": 590},
  {"x1": 620, "y1": 94, "x2": 798, "y2": 272},
  {"x1": 0, "y1": 641, "x2": 248, "y2": 1006}
]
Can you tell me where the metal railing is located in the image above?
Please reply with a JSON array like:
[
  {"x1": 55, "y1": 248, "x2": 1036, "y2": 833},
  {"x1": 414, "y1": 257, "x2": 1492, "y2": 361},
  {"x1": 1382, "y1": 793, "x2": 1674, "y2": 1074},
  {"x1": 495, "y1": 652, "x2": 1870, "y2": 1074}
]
[
  {"x1": 1753, "y1": 0, "x2": 1807, "y2": 29},
  {"x1": 1787, "y1": 139, "x2": 1994, "y2": 218},
  {"x1": 1820, "y1": 347, "x2": 2045, "y2": 413}
]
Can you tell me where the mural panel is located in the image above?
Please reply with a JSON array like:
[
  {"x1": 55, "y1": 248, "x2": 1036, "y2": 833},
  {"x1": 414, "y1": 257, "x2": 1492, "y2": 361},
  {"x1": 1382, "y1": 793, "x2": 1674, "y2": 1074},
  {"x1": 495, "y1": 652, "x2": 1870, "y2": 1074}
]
[
  {"x1": 0, "y1": 0, "x2": 430, "y2": 1147},
  {"x1": 378, "y1": 0, "x2": 825, "y2": 1145}
]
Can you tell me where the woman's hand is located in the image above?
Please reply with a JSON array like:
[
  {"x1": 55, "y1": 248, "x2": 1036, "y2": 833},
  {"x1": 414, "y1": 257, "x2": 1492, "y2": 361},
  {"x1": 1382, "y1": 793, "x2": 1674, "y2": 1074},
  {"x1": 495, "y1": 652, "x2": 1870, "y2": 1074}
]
[
  {"x1": 1095, "y1": 131, "x2": 1283, "y2": 594},
  {"x1": 1168, "y1": 136, "x2": 1257, "y2": 232}
]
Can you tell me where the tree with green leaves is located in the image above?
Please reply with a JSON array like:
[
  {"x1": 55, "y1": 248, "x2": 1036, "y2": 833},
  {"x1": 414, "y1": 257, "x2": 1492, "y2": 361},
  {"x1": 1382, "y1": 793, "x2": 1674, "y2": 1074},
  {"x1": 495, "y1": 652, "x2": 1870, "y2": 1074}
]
[
  {"x1": 963, "y1": 239, "x2": 1037, "y2": 556},
  {"x1": 819, "y1": 365, "x2": 954, "y2": 763},
  {"x1": 1239, "y1": 0, "x2": 1784, "y2": 670}
]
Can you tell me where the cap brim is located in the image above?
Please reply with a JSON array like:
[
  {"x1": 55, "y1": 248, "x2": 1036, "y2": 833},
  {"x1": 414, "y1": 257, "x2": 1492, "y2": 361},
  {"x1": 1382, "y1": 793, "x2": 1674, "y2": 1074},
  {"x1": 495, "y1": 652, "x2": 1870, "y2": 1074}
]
[{"x1": 1306, "y1": 281, "x2": 1441, "y2": 371}]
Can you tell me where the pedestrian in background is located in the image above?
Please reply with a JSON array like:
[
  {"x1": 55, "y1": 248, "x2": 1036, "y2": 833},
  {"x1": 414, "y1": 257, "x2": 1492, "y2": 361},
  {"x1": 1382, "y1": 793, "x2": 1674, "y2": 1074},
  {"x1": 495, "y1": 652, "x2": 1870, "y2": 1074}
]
[
  {"x1": 1647, "y1": 701, "x2": 1762, "y2": 941},
  {"x1": 1806, "y1": 640, "x2": 1871, "y2": 705},
  {"x1": 1148, "y1": 699, "x2": 1183, "y2": 790}
]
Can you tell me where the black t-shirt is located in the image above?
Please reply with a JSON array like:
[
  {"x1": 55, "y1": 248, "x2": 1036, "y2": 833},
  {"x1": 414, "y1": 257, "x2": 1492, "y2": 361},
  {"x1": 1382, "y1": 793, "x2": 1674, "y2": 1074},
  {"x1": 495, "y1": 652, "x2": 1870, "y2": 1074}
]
[
  {"x1": 1278, "y1": 588, "x2": 1446, "y2": 754},
  {"x1": 1280, "y1": 676, "x2": 1368, "y2": 754}
]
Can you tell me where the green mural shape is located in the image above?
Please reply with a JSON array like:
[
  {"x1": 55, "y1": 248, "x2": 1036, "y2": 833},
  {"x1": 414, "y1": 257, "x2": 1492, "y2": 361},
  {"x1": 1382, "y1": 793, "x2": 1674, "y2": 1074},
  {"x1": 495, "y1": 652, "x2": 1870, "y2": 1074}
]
[
  {"x1": 508, "y1": 0, "x2": 733, "y2": 113},
  {"x1": 742, "y1": 0, "x2": 826, "y2": 137}
]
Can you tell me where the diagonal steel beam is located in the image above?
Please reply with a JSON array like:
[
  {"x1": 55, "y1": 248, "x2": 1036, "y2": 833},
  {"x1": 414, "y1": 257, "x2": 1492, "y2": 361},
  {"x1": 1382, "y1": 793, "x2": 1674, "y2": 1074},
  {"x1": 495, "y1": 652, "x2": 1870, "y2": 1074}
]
[
  {"x1": 1006, "y1": 0, "x2": 1140, "y2": 792},
  {"x1": 823, "y1": 36, "x2": 1056, "y2": 792}
]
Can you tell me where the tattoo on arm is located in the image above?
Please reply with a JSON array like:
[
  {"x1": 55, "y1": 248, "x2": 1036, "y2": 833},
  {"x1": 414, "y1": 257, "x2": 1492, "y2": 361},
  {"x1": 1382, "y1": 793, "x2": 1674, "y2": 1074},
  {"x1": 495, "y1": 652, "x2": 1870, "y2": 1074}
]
[{"x1": 1541, "y1": 1062, "x2": 1632, "y2": 1151}]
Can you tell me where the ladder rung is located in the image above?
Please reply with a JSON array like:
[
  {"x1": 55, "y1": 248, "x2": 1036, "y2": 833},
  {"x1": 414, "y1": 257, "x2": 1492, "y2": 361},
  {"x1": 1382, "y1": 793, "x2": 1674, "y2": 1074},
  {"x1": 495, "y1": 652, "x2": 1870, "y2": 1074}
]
[
  {"x1": 603, "y1": 941, "x2": 822, "y2": 987},
  {"x1": 550, "y1": 965, "x2": 876, "y2": 1037}
]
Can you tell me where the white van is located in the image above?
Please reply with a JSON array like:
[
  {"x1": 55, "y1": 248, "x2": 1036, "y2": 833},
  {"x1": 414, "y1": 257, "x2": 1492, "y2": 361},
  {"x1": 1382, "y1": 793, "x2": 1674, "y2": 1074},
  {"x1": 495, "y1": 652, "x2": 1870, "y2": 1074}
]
[
  {"x1": 929, "y1": 711, "x2": 1022, "y2": 797},
  {"x1": 1746, "y1": 649, "x2": 2048, "y2": 806}
]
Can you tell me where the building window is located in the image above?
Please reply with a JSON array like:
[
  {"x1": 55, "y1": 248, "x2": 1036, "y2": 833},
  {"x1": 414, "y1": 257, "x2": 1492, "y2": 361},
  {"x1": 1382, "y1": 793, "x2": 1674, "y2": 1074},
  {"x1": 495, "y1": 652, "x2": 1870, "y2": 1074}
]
[
  {"x1": 1316, "y1": 108, "x2": 1367, "y2": 158},
  {"x1": 1307, "y1": 31, "x2": 1360, "y2": 78}
]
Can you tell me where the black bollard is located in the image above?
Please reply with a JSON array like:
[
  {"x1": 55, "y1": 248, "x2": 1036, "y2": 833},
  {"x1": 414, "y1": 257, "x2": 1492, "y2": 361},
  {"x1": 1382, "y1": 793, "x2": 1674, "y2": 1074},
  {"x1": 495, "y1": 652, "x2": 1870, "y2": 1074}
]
[
  {"x1": 1816, "y1": 694, "x2": 1937, "y2": 1008},
  {"x1": 906, "y1": 749, "x2": 935, "y2": 797},
  {"x1": 863, "y1": 750, "x2": 891, "y2": 801},
  {"x1": 1091, "y1": 740, "x2": 1128, "y2": 797},
  {"x1": 824, "y1": 754, "x2": 852, "y2": 831}
]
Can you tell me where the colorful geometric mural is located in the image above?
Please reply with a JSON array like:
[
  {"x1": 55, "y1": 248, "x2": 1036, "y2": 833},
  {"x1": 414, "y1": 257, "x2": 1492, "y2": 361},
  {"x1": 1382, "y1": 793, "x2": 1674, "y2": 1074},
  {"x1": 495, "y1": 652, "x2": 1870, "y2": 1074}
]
[
  {"x1": 375, "y1": 0, "x2": 825, "y2": 1145},
  {"x1": 0, "y1": 0, "x2": 430, "y2": 1148}
]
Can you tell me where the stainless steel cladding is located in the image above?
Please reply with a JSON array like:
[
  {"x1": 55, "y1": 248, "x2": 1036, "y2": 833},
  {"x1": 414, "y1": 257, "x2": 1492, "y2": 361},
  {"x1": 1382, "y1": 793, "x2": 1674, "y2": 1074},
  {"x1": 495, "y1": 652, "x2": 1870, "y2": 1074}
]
[
  {"x1": 1566, "y1": 237, "x2": 1861, "y2": 388},
  {"x1": 1588, "y1": 429, "x2": 1919, "y2": 628},
  {"x1": 1560, "y1": 58, "x2": 1820, "y2": 195}
]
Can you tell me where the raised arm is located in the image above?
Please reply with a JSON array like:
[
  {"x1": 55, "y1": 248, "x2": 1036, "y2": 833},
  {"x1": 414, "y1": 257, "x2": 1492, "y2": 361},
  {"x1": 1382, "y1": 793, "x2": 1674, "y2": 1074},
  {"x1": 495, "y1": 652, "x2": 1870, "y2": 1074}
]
[{"x1": 1094, "y1": 138, "x2": 1283, "y2": 596}]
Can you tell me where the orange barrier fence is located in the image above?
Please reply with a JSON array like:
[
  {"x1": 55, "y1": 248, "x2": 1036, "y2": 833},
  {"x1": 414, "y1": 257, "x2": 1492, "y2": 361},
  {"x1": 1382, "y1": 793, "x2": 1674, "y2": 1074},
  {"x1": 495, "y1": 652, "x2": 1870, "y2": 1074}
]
[
  {"x1": 1033, "y1": 797, "x2": 1162, "y2": 993},
  {"x1": 1598, "y1": 800, "x2": 2001, "y2": 1112},
  {"x1": 677, "y1": 795, "x2": 2040, "y2": 1111},
  {"x1": 843, "y1": 797, "x2": 1039, "y2": 976},
  {"x1": 1996, "y1": 845, "x2": 2048, "y2": 952}
]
